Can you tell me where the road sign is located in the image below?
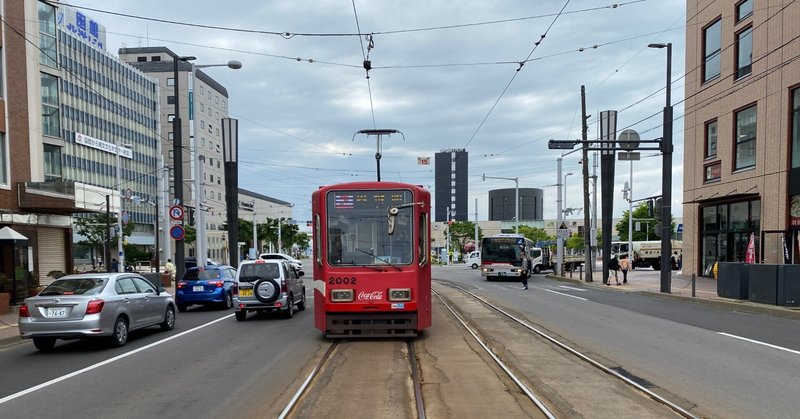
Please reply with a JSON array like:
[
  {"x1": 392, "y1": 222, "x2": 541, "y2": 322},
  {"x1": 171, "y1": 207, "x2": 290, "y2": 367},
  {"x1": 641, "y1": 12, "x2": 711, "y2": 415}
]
[
  {"x1": 618, "y1": 129, "x2": 640, "y2": 150},
  {"x1": 121, "y1": 210, "x2": 130, "y2": 225},
  {"x1": 170, "y1": 225, "x2": 185, "y2": 241},
  {"x1": 676, "y1": 223, "x2": 683, "y2": 233},
  {"x1": 557, "y1": 228, "x2": 570, "y2": 239},
  {"x1": 169, "y1": 205, "x2": 185, "y2": 220}
]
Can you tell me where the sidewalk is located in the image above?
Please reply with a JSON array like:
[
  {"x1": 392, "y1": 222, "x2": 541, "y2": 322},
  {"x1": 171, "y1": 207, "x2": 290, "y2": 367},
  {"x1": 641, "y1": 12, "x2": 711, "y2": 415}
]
[
  {"x1": 548, "y1": 267, "x2": 800, "y2": 320},
  {"x1": 0, "y1": 281, "x2": 176, "y2": 348}
]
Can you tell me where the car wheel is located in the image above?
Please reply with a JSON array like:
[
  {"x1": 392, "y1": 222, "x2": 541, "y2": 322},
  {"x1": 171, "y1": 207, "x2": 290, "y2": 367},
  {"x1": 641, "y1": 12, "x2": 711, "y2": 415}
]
[
  {"x1": 177, "y1": 304, "x2": 187, "y2": 312},
  {"x1": 297, "y1": 288, "x2": 306, "y2": 311},
  {"x1": 160, "y1": 306, "x2": 176, "y2": 331},
  {"x1": 533, "y1": 265, "x2": 541, "y2": 274},
  {"x1": 221, "y1": 292, "x2": 233, "y2": 310},
  {"x1": 254, "y1": 279, "x2": 280, "y2": 304},
  {"x1": 234, "y1": 311, "x2": 246, "y2": 321},
  {"x1": 110, "y1": 317, "x2": 129, "y2": 347},
  {"x1": 471, "y1": 263, "x2": 478, "y2": 269},
  {"x1": 282, "y1": 295, "x2": 294, "y2": 319},
  {"x1": 33, "y1": 337, "x2": 57, "y2": 351}
]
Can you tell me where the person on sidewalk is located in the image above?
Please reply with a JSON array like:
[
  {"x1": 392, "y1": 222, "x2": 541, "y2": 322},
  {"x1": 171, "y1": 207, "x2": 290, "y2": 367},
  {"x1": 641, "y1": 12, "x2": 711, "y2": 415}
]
[
  {"x1": 619, "y1": 255, "x2": 630, "y2": 284},
  {"x1": 520, "y1": 251, "x2": 531, "y2": 290},
  {"x1": 165, "y1": 259, "x2": 176, "y2": 283},
  {"x1": 608, "y1": 255, "x2": 620, "y2": 285}
]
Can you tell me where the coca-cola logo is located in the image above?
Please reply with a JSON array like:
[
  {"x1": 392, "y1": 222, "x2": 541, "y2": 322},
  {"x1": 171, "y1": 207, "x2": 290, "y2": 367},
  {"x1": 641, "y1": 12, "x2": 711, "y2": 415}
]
[{"x1": 357, "y1": 291, "x2": 384, "y2": 302}]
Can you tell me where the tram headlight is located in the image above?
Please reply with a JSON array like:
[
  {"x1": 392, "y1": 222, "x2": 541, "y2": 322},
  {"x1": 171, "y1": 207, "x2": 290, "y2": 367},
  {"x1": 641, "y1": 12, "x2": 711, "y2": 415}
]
[
  {"x1": 388, "y1": 288, "x2": 411, "y2": 302},
  {"x1": 331, "y1": 289, "x2": 354, "y2": 302}
]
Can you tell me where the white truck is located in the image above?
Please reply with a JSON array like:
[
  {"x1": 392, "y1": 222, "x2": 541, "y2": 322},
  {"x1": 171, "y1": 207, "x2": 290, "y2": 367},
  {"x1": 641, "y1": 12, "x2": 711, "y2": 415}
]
[{"x1": 611, "y1": 240, "x2": 682, "y2": 270}]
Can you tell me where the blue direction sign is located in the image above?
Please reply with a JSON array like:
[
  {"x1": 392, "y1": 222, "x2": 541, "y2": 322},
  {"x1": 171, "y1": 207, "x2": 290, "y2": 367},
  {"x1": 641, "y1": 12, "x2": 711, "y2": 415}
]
[{"x1": 170, "y1": 225, "x2": 185, "y2": 241}]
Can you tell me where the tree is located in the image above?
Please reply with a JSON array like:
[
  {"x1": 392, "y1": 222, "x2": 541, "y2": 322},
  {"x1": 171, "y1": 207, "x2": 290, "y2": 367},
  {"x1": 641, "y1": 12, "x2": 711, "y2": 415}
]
[
  {"x1": 75, "y1": 213, "x2": 134, "y2": 269},
  {"x1": 565, "y1": 235, "x2": 584, "y2": 251},
  {"x1": 517, "y1": 225, "x2": 553, "y2": 244},
  {"x1": 447, "y1": 221, "x2": 481, "y2": 255},
  {"x1": 616, "y1": 202, "x2": 676, "y2": 241},
  {"x1": 183, "y1": 225, "x2": 197, "y2": 251}
]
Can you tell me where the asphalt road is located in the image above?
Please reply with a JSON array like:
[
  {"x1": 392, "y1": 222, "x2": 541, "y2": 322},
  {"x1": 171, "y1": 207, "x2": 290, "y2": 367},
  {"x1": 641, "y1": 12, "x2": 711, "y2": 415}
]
[{"x1": 434, "y1": 264, "x2": 800, "y2": 419}]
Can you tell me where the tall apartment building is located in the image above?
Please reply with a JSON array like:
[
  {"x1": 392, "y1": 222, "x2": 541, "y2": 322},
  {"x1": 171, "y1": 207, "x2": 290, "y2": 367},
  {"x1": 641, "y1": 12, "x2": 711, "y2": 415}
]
[
  {"x1": 434, "y1": 149, "x2": 468, "y2": 222},
  {"x1": 683, "y1": 0, "x2": 800, "y2": 276},
  {"x1": 119, "y1": 47, "x2": 233, "y2": 261}
]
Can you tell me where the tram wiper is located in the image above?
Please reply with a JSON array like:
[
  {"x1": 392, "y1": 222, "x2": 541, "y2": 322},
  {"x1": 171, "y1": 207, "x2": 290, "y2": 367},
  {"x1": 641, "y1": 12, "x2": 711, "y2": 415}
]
[
  {"x1": 355, "y1": 248, "x2": 402, "y2": 271},
  {"x1": 387, "y1": 202, "x2": 424, "y2": 235}
]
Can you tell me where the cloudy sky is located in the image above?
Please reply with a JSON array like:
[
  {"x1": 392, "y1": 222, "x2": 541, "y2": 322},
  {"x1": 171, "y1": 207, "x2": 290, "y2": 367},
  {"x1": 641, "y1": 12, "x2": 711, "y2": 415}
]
[{"x1": 62, "y1": 0, "x2": 687, "y2": 228}]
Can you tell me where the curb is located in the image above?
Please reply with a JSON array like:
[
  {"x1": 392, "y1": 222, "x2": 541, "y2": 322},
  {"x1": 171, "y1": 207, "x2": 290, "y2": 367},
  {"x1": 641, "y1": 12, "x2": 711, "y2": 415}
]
[{"x1": 0, "y1": 335, "x2": 22, "y2": 348}]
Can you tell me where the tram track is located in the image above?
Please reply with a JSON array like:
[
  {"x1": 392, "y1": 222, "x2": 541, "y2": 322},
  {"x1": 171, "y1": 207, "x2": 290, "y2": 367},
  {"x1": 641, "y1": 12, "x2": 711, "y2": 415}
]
[
  {"x1": 433, "y1": 280, "x2": 701, "y2": 419},
  {"x1": 279, "y1": 339, "x2": 425, "y2": 418}
]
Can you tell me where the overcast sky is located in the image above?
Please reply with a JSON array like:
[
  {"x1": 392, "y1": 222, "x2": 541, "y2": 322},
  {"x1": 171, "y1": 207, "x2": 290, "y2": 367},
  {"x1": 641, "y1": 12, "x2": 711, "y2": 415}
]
[{"x1": 63, "y1": 0, "x2": 687, "y2": 228}]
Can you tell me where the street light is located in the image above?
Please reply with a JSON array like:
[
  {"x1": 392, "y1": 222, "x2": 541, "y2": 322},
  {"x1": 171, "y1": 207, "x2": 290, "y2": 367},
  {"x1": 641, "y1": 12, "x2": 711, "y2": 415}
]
[
  {"x1": 189, "y1": 60, "x2": 241, "y2": 268},
  {"x1": 116, "y1": 143, "x2": 132, "y2": 272},
  {"x1": 172, "y1": 54, "x2": 195, "y2": 283},
  {"x1": 483, "y1": 174, "x2": 519, "y2": 234},
  {"x1": 648, "y1": 42, "x2": 673, "y2": 293},
  {"x1": 563, "y1": 172, "x2": 573, "y2": 217}
]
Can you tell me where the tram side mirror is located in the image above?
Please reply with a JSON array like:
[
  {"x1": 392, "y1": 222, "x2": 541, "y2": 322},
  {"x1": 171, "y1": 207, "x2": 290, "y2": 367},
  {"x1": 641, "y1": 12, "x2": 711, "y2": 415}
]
[{"x1": 387, "y1": 207, "x2": 400, "y2": 235}]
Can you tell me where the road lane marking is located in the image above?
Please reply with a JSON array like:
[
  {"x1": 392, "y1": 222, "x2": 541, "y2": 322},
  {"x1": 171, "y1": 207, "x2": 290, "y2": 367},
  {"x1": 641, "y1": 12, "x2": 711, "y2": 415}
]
[
  {"x1": 0, "y1": 314, "x2": 233, "y2": 405},
  {"x1": 717, "y1": 332, "x2": 800, "y2": 356},
  {"x1": 545, "y1": 289, "x2": 588, "y2": 301},
  {"x1": 558, "y1": 286, "x2": 587, "y2": 292}
]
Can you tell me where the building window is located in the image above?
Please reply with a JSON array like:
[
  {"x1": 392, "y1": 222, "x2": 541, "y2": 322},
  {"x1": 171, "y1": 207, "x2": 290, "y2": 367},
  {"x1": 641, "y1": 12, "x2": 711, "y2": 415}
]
[
  {"x1": 735, "y1": 26, "x2": 753, "y2": 79},
  {"x1": 167, "y1": 95, "x2": 175, "y2": 105},
  {"x1": 167, "y1": 77, "x2": 175, "y2": 86},
  {"x1": 736, "y1": 0, "x2": 753, "y2": 22},
  {"x1": 0, "y1": 51, "x2": 4, "y2": 98},
  {"x1": 38, "y1": 2, "x2": 57, "y2": 68},
  {"x1": 705, "y1": 120, "x2": 717, "y2": 159},
  {"x1": 43, "y1": 144, "x2": 62, "y2": 181},
  {"x1": 792, "y1": 88, "x2": 800, "y2": 168},
  {"x1": 168, "y1": 132, "x2": 174, "y2": 141},
  {"x1": 151, "y1": 56, "x2": 161, "y2": 62},
  {"x1": 137, "y1": 56, "x2": 147, "y2": 62},
  {"x1": 703, "y1": 18, "x2": 722, "y2": 82},
  {"x1": 704, "y1": 162, "x2": 721, "y2": 183},
  {"x1": 735, "y1": 105, "x2": 757, "y2": 170},
  {"x1": 167, "y1": 114, "x2": 175, "y2": 122},
  {"x1": 41, "y1": 73, "x2": 61, "y2": 137}
]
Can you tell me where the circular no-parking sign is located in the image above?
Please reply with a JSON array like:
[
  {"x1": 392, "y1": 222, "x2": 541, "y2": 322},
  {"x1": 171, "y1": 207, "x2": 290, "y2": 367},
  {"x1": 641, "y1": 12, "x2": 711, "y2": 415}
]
[{"x1": 170, "y1": 225, "x2": 185, "y2": 241}]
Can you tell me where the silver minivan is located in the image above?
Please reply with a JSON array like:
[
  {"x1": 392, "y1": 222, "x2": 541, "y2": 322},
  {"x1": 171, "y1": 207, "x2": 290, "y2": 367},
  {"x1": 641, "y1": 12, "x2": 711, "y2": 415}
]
[{"x1": 233, "y1": 259, "x2": 305, "y2": 321}]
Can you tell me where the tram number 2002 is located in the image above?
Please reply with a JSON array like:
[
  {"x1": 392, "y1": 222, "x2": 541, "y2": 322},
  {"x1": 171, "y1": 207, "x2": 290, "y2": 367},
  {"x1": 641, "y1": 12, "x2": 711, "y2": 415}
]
[{"x1": 328, "y1": 277, "x2": 357, "y2": 285}]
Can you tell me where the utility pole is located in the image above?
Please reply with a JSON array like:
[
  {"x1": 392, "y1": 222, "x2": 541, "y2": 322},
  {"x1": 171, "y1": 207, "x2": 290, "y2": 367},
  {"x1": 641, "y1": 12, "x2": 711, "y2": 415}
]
[
  {"x1": 556, "y1": 157, "x2": 564, "y2": 276},
  {"x1": 105, "y1": 194, "x2": 111, "y2": 273},
  {"x1": 581, "y1": 86, "x2": 592, "y2": 282},
  {"x1": 474, "y1": 198, "x2": 479, "y2": 251}
]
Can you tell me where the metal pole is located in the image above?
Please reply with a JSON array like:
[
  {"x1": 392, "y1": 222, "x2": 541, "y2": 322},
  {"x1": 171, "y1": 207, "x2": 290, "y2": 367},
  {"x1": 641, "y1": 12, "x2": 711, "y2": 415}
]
[
  {"x1": 474, "y1": 198, "x2": 478, "y2": 251},
  {"x1": 514, "y1": 178, "x2": 519, "y2": 234},
  {"x1": 446, "y1": 207, "x2": 450, "y2": 266},
  {"x1": 556, "y1": 158, "x2": 563, "y2": 276},
  {"x1": 105, "y1": 194, "x2": 111, "y2": 273},
  {"x1": 196, "y1": 155, "x2": 207, "y2": 267},
  {"x1": 660, "y1": 43, "x2": 673, "y2": 293},
  {"x1": 629, "y1": 159, "x2": 633, "y2": 266},
  {"x1": 278, "y1": 217, "x2": 283, "y2": 254},
  {"x1": 116, "y1": 146, "x2": 124, "y2": 273},
  {"x1": 581, "y1": 85, "x2": 593, "y2": 282},
  {"x1": 172, "y1": 56, "x2": 189, "y2": 281},
  {"x1": 252, "y1": 208, "x2": 257, "y2": 256},
  {"x1": 155, "y1": 191, "x2": 160, "y2": 273}
]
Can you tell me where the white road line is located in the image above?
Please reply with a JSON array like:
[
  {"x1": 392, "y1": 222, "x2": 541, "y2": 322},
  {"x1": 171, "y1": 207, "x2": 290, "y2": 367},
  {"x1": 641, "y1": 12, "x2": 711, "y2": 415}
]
[
  {"x1": 558, "y1": 286, "x2": 587, "y2": 292},
  {"x1": 0, "y1": 314, "x2": 233, "y2": 405},
  {"x1": 717, "y1": 332, "x2": 800, "y2": 356},
  {"x1": 545, "y1": 289, "x2": 588, "y2": 301}
]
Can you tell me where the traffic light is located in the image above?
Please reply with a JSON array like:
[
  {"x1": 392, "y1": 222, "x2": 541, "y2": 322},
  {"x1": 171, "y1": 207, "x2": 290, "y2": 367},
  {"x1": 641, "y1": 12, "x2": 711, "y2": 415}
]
[{"x1": 647, "y1": 199, "x2": 654, "y2": 217}]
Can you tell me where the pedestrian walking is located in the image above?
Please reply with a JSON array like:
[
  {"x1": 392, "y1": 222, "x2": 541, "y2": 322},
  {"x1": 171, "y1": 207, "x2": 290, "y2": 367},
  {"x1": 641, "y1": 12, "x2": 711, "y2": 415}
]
[
  {"x1": 608, "y1": 256, "x2": 620, "y2": 285},
  {"x1": 619, "y1": 255, "x2": 630, "y2": 284},
  {"x1": 520, "y1": 251, "x2": 531, "y2": 290}
]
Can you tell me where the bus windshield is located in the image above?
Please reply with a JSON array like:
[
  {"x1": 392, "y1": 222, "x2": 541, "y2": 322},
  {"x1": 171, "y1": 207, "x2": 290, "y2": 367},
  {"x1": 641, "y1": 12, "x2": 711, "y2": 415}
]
[
  {"x1": 481, "y1": 236, "x2": 527, "y2": 265},
  {"x1": 326, "y1": 189, "x2": 414, "y2": 266}
]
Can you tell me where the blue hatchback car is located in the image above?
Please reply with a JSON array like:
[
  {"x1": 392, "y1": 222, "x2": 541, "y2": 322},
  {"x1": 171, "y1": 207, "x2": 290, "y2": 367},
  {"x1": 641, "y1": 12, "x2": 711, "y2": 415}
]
[{"x1": 176, "y1": 265, "x2": 237, "y2": 312}]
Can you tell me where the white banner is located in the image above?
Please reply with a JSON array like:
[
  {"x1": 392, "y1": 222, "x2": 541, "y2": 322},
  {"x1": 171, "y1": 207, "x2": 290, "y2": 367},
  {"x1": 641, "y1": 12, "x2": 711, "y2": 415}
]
[{"x1": 75, "y1": 132, "x2": 132, "y2": 159}]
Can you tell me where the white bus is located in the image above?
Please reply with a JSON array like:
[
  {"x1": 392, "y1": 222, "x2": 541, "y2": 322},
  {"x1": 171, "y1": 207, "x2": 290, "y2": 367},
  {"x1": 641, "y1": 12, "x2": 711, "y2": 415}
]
[{"x1": 480, "y1": 234, "x2": 534, "y2": 280}]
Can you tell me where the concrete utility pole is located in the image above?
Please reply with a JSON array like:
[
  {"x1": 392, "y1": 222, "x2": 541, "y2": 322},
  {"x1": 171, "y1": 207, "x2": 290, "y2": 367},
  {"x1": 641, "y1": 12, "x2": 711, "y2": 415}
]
[
  {"x1": 556, "y1": 158, "x2": 564, "y2": 276},
  {"x1": 581, "y1": 86, "x2": 592, "y2": 282}
]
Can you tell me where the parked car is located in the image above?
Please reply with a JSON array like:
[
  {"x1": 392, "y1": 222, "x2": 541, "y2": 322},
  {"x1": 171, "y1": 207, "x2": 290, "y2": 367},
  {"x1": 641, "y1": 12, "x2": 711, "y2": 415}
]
[
  {"x1": 464, "y1": 251, "x2": 481, "y2": 269},
  {"x1": 18, "y1": 273, "x2": 176, "y2": 351},
  {"x1": 233, "y1": 259, "x2": 305, "y2": 321},
  {"x1": 258, "y1": 252, "x2": 303, "y2": 271},
  {"x1": 176, "y1": 265, "x2": 237, "y2": 312}
]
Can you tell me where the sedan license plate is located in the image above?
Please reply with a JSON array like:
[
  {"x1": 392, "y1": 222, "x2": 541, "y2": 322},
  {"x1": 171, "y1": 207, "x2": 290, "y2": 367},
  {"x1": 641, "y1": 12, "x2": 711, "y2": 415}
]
[
  {"x1": 47, "y1": 307, "x2": 68, "y2": 318},
  {"x1": 193, "y1": 285, "x2": 204, "y2": 292},
  {"x1": 239, "y1": 289, "x2": 253, "y2": 297},
  {"x1": 498, "y1": 272, "x2": 506, "y2": 276}
]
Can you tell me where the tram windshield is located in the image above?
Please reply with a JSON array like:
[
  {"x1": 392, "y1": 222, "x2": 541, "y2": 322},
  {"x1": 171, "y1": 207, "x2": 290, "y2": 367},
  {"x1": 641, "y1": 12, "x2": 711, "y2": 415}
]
[{"x1": 327, "y1": 189, "x2": 414, "y2": 266}]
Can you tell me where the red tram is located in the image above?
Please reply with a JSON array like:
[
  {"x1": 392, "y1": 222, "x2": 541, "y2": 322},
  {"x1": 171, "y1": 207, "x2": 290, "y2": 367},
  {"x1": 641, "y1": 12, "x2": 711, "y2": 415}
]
[{"x1": 311, "y1": 181, "x2": 431, "y2": 337}]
